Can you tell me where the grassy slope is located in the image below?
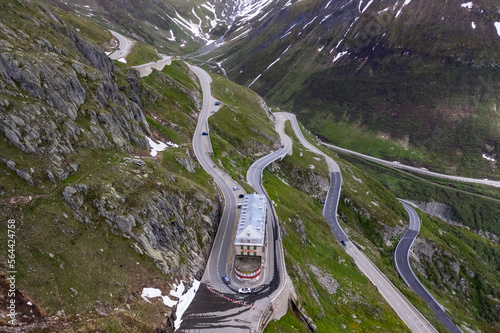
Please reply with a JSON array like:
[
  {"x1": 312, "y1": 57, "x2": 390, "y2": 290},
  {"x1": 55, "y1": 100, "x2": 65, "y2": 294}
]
[
  {"x1": 0, "y1": 5, "x2": 214, "y2": 329},
  {"x1": 207, "y1": 74, "x2": 279, "y2": 182},
  {"x1": 261, "y1": 122, "x2": 453, "y2": 331},
  {"x1": 416, "y1": 213, "x2": 500, "y2": 333},
  {"x1": 261, "y1": 126, "x2": 410, "y2": 332},
  {"x1": 336, "y1": 152, "x2": 500, "y2": 331},
  {"x1": 213, "y1": 0, "x2": 500, "y2": 179},
  {"x1": 141, "y1": 61, "x2": 201, "y2": 145},
  {"x1": 338, "y1": 153, "x2": 500, "y2": 237},
  {"x1": 126, "y1": 41, "x2": 161, "y2": 66}
]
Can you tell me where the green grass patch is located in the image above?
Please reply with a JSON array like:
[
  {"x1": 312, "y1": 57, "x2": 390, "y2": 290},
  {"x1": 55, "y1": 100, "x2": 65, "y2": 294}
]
[
  {"x1": 263, "y1": 170, "x2": 409, "y2": 332},
  {"x1": 146, "y1": 116, "x2": 183, "y2": 144},
  {"x1": 126, "y1": 41, "x2": 161, "y2": 66},
  {"x1": 337, "y1": 152, "x2": 500, "y2": 236}
]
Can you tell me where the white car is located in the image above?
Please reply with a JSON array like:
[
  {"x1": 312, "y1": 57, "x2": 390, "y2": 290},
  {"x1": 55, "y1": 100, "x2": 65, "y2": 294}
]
[
  {"x1": 238, "y1": 287, "x2": 252, "y2": 294},
  {"x1": 233, "y1": 186, "x2": 239, "y2": 191}
]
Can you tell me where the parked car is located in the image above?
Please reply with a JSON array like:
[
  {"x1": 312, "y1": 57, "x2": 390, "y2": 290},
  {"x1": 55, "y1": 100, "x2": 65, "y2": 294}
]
[
  {"x1": 233, "y1": 186, "x2": 239, "y2": 191},
  {"x1": 239, "y1": 194, "x2": 245, "y2": 198},
  {"x1": 202, "y1": 132, "x2": 209, "y2": 136},
  {"x1": 222, "y1": 275, "x2": 230, "y2": 285},
  {"x1": 211, "y1": 110, "x2": 216, "y2": 113},
  {"x1": 341, "y1": 240, "x2": 347, "y2": 247},
  {"x1": 215, "y1": 101, "x2": 221, "y2": 106},
  {"x1": 238, "y1": 287, "x2": 251, "y2": 294},
  {"x1": 237, "y1": 204, "x2": 242, "y2": 209}
]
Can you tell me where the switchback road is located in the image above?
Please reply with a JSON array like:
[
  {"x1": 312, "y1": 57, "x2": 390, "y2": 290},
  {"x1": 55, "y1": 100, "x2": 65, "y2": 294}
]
[
  {"x1": 396, "y1": 201, "x2": 462, "y2": 333},
  {"x1": 279, "y1": 112, "x2": 438, "y2": 333},
  {"x1": 108, "y1": 30, "x2": 135, "y2": 60},
  {"x1": 179, "y1": 65, "x2": 291, "y2": 332},
  {"x1": 323, "y1": 142, "x2": 500, "y2": 188}
]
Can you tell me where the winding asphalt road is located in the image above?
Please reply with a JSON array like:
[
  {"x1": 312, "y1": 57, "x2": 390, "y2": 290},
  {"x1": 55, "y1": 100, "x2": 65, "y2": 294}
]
[
  {"x1": 108, "y1": 31, "x2": 448, "y2": 332},
  {"x1": 323, "y1": 142, "x2": 500, "y2": 188},
  {"x1": 178, "y1": 65, "x2": 292, "y2": 332},
  {"x1": 132, "y1": 54, "x2": 172, "y2": 77},
  {"x1": 396, "y1": 201, "x2": 462, "y2": 333},
  {"x1": 108, "y1": 30, "x2": 135, "y2": 60},
  {"x1": 279, "y1": 112, "x2": 438, "y2": 333}
]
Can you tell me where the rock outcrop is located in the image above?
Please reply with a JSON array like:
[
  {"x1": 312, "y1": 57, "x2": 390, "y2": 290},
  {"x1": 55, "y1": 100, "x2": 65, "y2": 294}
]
[{"x1": 0, "y1": 3, "x2": 150, "y2": 185}]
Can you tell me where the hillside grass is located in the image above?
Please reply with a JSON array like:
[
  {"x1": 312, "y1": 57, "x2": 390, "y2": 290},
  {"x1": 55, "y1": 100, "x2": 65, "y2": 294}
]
[
  {"x1": 207, "y1": 74, "x2": 279, "y2": 181},
  {"x1": 282, "y1": 122, "x2": 329, "y2": 179},
  {"x1": 140, "y1": 61, "x2": 199, "y2": 144},
  {"x1": 292, "y1": 56, "x2": 500, "y2": 180},
  {"x1": 330, "y1": 151, "x2": 500, "y2": 331},
  {"x1": 416, "y1": 213, "x2": 500, "y2": 332},
  {"x1": 0, "y1": 147, "x2": 178, "y2": 328},
  {"x1": 270, "y1": 126, "x2": 453, "y2": 331},
  {"x1": 338, "y1": 152, "x2": 500, "y2": 236},
  {"x1": 262, "y1": 171, "x2": 410, "y2": 332},
  {"x1": 126, "y1": 41, "x2": 161, "y2": 66}
]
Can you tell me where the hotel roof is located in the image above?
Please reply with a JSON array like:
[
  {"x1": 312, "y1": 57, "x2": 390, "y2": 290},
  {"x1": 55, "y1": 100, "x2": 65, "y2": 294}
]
[{"x1": 234, "y1": 194, "x2": 266, "y2": 246}]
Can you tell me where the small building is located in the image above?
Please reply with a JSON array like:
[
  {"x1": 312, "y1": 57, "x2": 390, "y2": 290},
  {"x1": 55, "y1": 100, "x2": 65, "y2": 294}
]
[{"x1": 233, "y1": 194, "x2": 266, "y2": 281}]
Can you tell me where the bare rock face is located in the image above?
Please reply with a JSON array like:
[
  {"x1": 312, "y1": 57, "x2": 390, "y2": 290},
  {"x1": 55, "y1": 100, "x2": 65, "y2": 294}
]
[
  {"x1": 0, "y1": 5, "x2": 150, "y2": 185},
  {"x1": 411, "y1": 237, "x2": 464, "y2": 293},
  {"x1": 307, "y1": 264, "x2": 339, "y2": 295},
  {"x1": 63, "y1": 180, "x2": 222, "y2": 279}
]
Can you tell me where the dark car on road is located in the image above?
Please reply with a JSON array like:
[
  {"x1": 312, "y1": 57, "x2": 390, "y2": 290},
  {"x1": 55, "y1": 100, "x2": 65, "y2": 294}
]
[
  {"x1": 202, "y1": 132, "x2": 209, "y2": 135},
  {"x1": 238, "y1": 194, "x2": 244, "y2": 198},
  {"x1": 341, "y1": 240, "x2": 347, "y2": 246},
  {"x1": 222, "y1": 275, "x2": 230, "y2": 285}
]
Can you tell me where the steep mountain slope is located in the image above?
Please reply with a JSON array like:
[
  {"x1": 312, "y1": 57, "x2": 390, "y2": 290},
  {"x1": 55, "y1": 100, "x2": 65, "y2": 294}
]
[
  {"x1": 208, "y1": 0, "x2": 500, "y2": 178},
  {"x1": 44, "y1": 0, "x2": 277, "y2": 56},
  {"x1": 0, "y1": 1, "x2": 223, "y2": 330},
  {"x1": 203, "y1": 84, "x2": 411, "y2": 332},
  {"x1": 337, "y1": 151, "x2": 500, "y2": 332}
]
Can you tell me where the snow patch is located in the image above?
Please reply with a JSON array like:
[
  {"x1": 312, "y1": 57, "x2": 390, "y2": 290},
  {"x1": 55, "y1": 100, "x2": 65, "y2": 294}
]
[
  {"x1": 117, "y1": 58, "x2": 127, "y2": 64},
  {"x1": 174, "y1": 280, "x2": 200, "y2": 330},
  {"x1": 471, "y1": 22, "x2": 476, "y2": 29},
  {"x1": 332, "y1": 51, "x2": 348, "y2": 63},
  {"x1": 318, "y1": 45, "x2": 324, "y2": 52},
  {"x1": 167, "y1": 30, "x2": 176, "y2": 42},
  {"x1": 396, "y1": 0, "x2": 412, "y2": 18},
  {"x1": 303, "y1": 16, "x2": 317, "y2": 30},
  {"x1": 353, "y1": 175, "x2": 363, "y2": 183},
  {"x1": 141, "y1": 287, "x2": 177, "y2": 307},
  {"x1": 141, "y1": 278, "x2": 200, "y2": 326},
  {"x1": 249, "y1": 44, "x2": 291, "y2": 87},
  {"x1": 461, "y1": 2, "x2": 473, "y2": 9},
  {"x1": 145, "y1": 136, "x2": 178, "y2": 157},
  {"x1": 361, "y1": 0, "x2": 375, "y2": 14},
  {"x1": 482, "y1": 153, "x2": 496, "y2": 162},
  {"x1": 494, "y1": 22, "x2": 500, "y2": 37}
]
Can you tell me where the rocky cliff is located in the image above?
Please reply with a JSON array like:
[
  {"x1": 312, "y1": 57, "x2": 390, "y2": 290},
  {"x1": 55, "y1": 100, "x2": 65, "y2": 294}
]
[
  {"x1": 0, "y1": 1, "x2": 221, "y2": 331},
  {"x1": 0, "y1": 1, "x2": 151, "y2": 185}
]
